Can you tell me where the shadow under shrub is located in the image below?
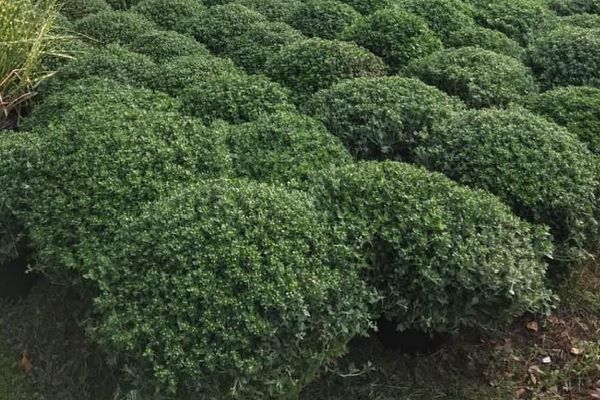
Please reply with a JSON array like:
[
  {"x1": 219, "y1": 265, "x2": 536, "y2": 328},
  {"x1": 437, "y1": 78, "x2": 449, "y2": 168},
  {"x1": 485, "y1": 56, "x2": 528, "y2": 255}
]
[{"x1": 86, "y1": 180, "x2": 375, "y2": 399}]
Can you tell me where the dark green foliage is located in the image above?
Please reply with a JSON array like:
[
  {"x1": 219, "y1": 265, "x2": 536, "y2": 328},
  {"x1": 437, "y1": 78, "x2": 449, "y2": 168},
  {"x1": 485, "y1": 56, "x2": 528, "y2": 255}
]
[
  {"x1": 88, "y1": 180, "x2": 374, "y2": 399},
  {"x1": 130, "y1": 0, "x2": 205, "y2": 34},
  {"x1": 73, "y1": 10, "x2": 156, "y2": 45},
  {"x1": 227, "y1": 112, "x2": 352, "y2": 183},
  {"x1": 342, "y1": 8, "x2": 442, "y2": 71},
  {"x1": 50, "y1": 44, "x2": 156, "y2": 89},
  {"x1": 306, "y1": 76, "x2": 464, "y2": 159},
  {"x1": 22, "y1": 77, "x2": 180, "y2": 129},
  {"x1": 529, "y1": 26, "x2": 600, "y2": 88},
  {"x1": 470, "y1": 0, "x2": 556, "y2": 45},
  {"x1": 406, "y1": 47, "x2": 537, "y2": 108},
  {"x1": 223, "y1": 22, "x2": 304, "y2": 74},
  {"x1": 547, "y1": 0, "x2": 600, "y2": 15},
  {"x1": 266, "y1": 38, "x2": 387, "y2": 96},
  {"x1": 59, "y1": 0, "x2": 112, "y2": 21},
  {"x1": 307, "y1": 161, "x2": 553, "y2": 331},
  {"x1": 522, "y1": 86, "x2": 600, "y2": 154},
  {"x1": 235, "y1": 0, "x2": 302, "y2": 21},
  {"x1": 104, "y1": 0, "x2": 143, "y2": 9},
  {"x1": 148, "y1": 54, "x2": 238, "y2": 95},
  {"x1": 129, "y1": 30, "x2": 210, "y2": 62},
  {"x1": 415, "y1": 107, "x2": 600, "y2": 260},
  {"x1": 1, "y1": 106, "x2": 231, "y2": 278},
  {"x1": 559, "y1": 13, "x2": 600, "y2": 28},
  {"x1": 394, "y1": 0, "x2": 475, "y2": 41},
  {"x1": 337, "y1": 0, "x2": 393, "y2": 14},
  {"x1": 289, "y1": 0, "x2": 361, "y2": 39},
  {"x1": 446, "y1": 26, "x2": 525, "y2": 59},
  {"x1": 193, "y1": 3, "x2": 267, "y2": 51},
  {"x1": 181, "y1": 72, "x2": 294, "y2": 124}
]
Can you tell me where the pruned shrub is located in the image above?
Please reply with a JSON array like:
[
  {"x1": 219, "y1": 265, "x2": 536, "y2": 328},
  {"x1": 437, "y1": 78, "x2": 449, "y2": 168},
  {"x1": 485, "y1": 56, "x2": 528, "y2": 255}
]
[
  {"x1": 181, "y1": 72, "x2": 294, "y2": 123},
  {"x1": 235, "y1": 0, "x2": 302, "y2": 21},
  {"x1": 406, "y1": 47, "x2": 537, "y2": 108},
  {"x1": 129, "y1": 30, "x2": 210, "y2": 62},
  {"x1": 59, "y1": 0, "x2": 112, "y2": 21},
  {"x1": 148, "y1": 54, "x2": 238, "y2": 95},
  {"x1": 522, "y1": 86, "x2": 600, "y2": 154},
  {"x1": 307, "y1": 161, "x2": 552, "y2": 331},
  {"x1": 337, "y1": 0, "x2": 393, "y2": 14},
  {"x1": 87, "y1": 180, "x2": 374, "y2": 399},
  {"x1": 130, "y1": 0, "x2": 205, "y2": 34},
  {"x1": 414, "y1": 107, "x2": 600, "y2": 261},
  {"x1": 342, "y1": 8, "x2": 442, "y2": 72},
  {"x1": 193, "y1": 3, "x2": 267, "y2": 51},
  {"x1": 266, "y1": 38, "x2": 387, "y2": 96},
  {"x1": 559, "y1": 13, "x2": 600, "y2": 28},
  {"x1": 105, "y1": 0, "x2": 143, "y2": 9},
  {"x1": 394, "y1": 0, "x2": 475, "y2": 41},
  {"x1": 529, "y1": 26, "x2": 600, "y2": 88},
  {"x1": 306, "y1": 76, "x2": 464, "y2": 159},
  {"x1": 226, "y1": 112, "x2": 352, "y2": 183},
  {"x1": 289, "y1": 0, "x2": 361, "y2": 39},
  {"x1": 547, "y1": 0, "x2": 600, "y2": 15},
  {"x1": 446, "y1": 26, "x2": 525, "y2": 59},
  {"x1": 73, "y1": 10, "x2": 156, "y2": 45},
  {"x1": 0, "y1": 105, "x2": 231, "y2": 278},
  {"x1": 470, "y1": 0, "x2": 556, "y2": 45},
  {"x1": 223, "y1": 21, "x2": 304, "y2": 74}
]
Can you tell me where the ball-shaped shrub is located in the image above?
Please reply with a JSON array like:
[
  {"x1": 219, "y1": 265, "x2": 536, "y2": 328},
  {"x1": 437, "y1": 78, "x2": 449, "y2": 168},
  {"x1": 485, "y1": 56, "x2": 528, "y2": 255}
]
[
  {"x1": 547, "y1": 0, "x2": 600, "y2": 15},
  {"x1": 522, "y1": 86, "x2": 600, "y2": 154},
  {"x1": 446, "y1": 26, "x2": 525, "y2": 59},
  {"x1": 306, "y1": 76, "x2": 465, "y2": 159},
  {"x1": 471, "y1": 0, "x2": 556, "y2": 45},
  {"x1": 227, "y1": 112, "x2": 352, "y2": 183},
  {"x1": 337, "y1": 0, "x2": 393, "y2": 14},
  {"x1": 414, "y1": 107, "x2": 600, "y2": 259},
  {"x1": 2, "y1": 106, "x2": 231, "y2": 277},
  {"x1": 193, "y1": 4, "x2": 267, "y2": 52},
  {"x1": 266, "y1": 38, "x2": 387, "y2": 96},
  {"x1": 148, "y1": 54, "x2": 239, "y2": 95},
  {"x1": 223, "y1": 21, "x2": 304, "y2": 74},
  {"x1": 130, "y1": 0, "x2": 205, "y2": 34},
  {"x1": 87, "y1": 180, "x2": 374, "y2": 399},
  {"x1": 559, "y1": 13, "x2": 600, "y2": 28},
  {"x1": 129, "y1": 30, "x2": 210, "y2": 62},
  {"x1": 406, "y1": 47, "x2": 537, "y2": 108},
  {"x1": 235, "y1": 0, "x2": 302, "y2": 21},
  {"x1": 342, "y1": 8, "x2": 442, "y2": 72},
  {"x1": 394, "y1": 0, "x2": 475, "y2": 41},
  {"x1": 181, "y1": 72, "x2": 294, "y2": 124},
  {"x1": 59, "y1": 0, "x2": 112, "y2": 21},
  {"x1": 73, "y1": 10, "x2": 156, "y2": 45},
  {"x1": 289, "y1": 0, "x2": 361, "y2": 39},
  {"x1": 529, "y1": 26, "x2": 600, "y2": 88},
  {"x1": 307, "y1": 161, "x2": 552, "y2": 332},
  {"x1": 104, "y1": 0, "x2": 142, "y2": 9}
]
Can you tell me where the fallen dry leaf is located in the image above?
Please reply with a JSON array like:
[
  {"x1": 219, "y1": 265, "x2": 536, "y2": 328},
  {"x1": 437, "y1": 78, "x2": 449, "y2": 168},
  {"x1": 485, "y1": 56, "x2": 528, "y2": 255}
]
[
  {"x1": 515, "y1": 388, "x2": 527, "y2": 397},
  {"x1": 590, "y1": 388, "x2": 600, "y2": 399},
  {"x1": 526, "y1": 320, "x2": 539, "y2": 332},
  {"x1": 570, "y1": 346, "x2": 584, "y2": 355},
  {"x1": 528, "y1": 365, "x2": 544, "y2": 375},
  {"x1": 542, "y1": 356, "x2": 551, "y2": 364},
  {"x1": 19, "y1": 350, "x2": 32, "y2": 374}
]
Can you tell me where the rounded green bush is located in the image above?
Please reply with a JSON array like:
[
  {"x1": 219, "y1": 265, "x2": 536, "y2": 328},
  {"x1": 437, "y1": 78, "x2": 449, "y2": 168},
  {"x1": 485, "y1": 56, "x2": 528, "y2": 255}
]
[
  {"x1": 547, "y1": 0, "x2": 600, "y2": 15},
  {"x1": 148, "y1": 54, "x2": 239, "y2": 95},
  {"x1": 470, "y1": 0, "x2": 556, "y2": 45},
  {"x1": 130, "y1": 0, "x2": 205, "y2": 34},
  {"x1": 446, "y1": 26, "x2": 525, "y2": 59},
  {"x1": 59, "y1": 0, "x2": 112, "y2": 21},
  {"x1": 181, "y1": 72, "x2": 294, "y2": 124},
  {"x1": 193, "y1": 3, "x2": 267, "y2": 51},
  {"x1": 307, "y1": 161, "x2": 552, "y2": 332},
  {"x1": 306, "y1": 76, "x2": 465, "y2": 160},
  {"x1": 559, "y1": 13, "x2": 600, "y2": 28},
  {"x1": 227, "y1": 112, "x2": 352, "y2": 183},
  {"x1": 105, "y1": 0, "x2": 142, "y2": 9},
  {"x1": 87, "y1": 180, "x2": 374, "y2": 399},
  {"x1": 289, "y1": 0, "x2": 361, "y2": 39},
  {"x1": 406, "y1": 47, "x2": 537, "y2": 108},
  {"x1": 266, "y1": 38, "x2": 387, "y2": 96},
  {"x1": 129, "y1": 30, "x2": 210, "y2": 62},
  {"x1": 22, "y1": 77, "x2": 180, "y2": 129},
  {"x1": 235, "y1": 0, "x2": 302, "y2": 21},
  {"x1": 337, "y1": 0, "x2": 393, "y2": 14},
  {"x1": 522, "y1": 86, "x2": 600, "y2": 154},
  {"x1": 394, "y1": 0, "x2": 475, "y2": 41},
  {"x1": 414, "y1": 107, "x2": 600, "y2": 260},
  {"x1": 1, "y1": 106, "x2": 231, "y2": 277},
  {"x1": 342, "y1": 8, "x2": 442, "y2": 72},
  {"x1": 73, "y1": 10, "x2": 156, "y2": 45},
  {"x1": 529, "y1": 26, "x2": 600, "y2": 88},
  {"x1": 223, "y1": 21, "x2": 304, "y2": 74}
]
